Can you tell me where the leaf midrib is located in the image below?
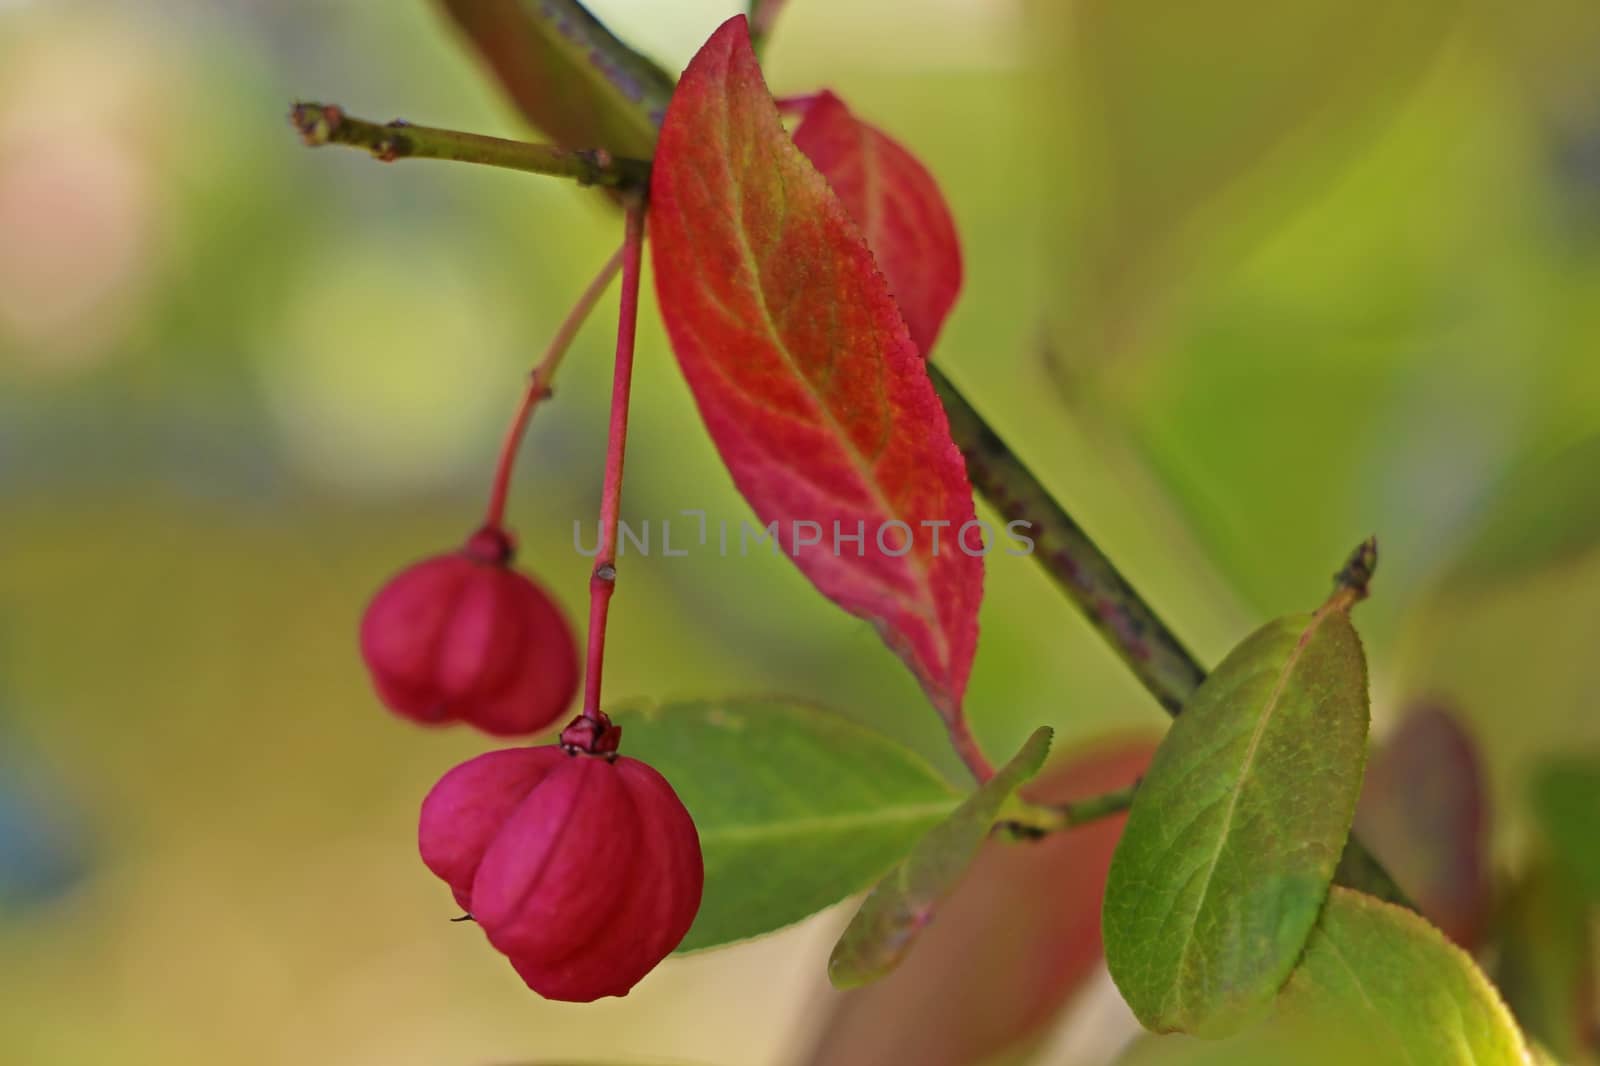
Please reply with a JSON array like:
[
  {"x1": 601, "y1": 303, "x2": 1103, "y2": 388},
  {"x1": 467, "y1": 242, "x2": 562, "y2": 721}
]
[
  {"x1": 1166, "y1": 610, "x2": 1333, "y2": 1017},
  {"x1": 705, "y1": 66, "x2": 951, "y2": 677},
  {"x1": 698, "y1": 798, "x2": 959, "y2": 846}
]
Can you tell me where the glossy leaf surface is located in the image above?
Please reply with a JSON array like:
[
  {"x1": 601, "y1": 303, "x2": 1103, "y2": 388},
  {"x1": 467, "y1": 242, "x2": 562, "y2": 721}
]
[
  {"x1": 827, "y1": 727, "x2": 1051, "y2": 988},
  {"x1": 650, "y1": 17, "x2": 983, "y2": 721},
  {"x1": 611, "y1": 698, "x2": 960, "y2": 952},
  {"x1": 1104, "y1": 606, "x2": 1370, "y2": 1036}
]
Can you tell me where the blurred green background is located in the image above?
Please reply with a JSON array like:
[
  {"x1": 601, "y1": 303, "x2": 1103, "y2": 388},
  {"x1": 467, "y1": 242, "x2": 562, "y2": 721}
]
[{"x1": 1, "y1": 0, "x2": 1597, "y2": 1063}]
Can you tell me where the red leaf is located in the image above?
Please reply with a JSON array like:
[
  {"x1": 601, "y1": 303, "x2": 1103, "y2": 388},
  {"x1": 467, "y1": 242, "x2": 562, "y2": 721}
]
[
  {"x1": 649, "y1": 17, "x2": 983, "y2": 719},
  {"x1": 806, "y1": 738, "x2": 1158, "y2": 1066},
  {"x1": 792, "y1": 91, "x2": 963, "y2": 358},
  {"x1": 1353, "y1": 702, "x2": 1491, "y2": 948}
]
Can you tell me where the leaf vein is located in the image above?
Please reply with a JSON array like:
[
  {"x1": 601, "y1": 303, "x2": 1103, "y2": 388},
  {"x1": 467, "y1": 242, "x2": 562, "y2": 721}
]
[
  {"x1": 1166, "y1": 613, "x2": 1331, "y2": 1017},
  {"x1": 699, "y1": 800, "x2": 958, "y2": 845}
]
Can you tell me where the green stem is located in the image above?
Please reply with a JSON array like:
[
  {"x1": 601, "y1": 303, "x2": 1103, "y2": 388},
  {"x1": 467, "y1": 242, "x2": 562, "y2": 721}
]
[
  {"x1": 931, "y1": 364, "x2": 1208, "y2": 716},
  {"x1": 1001, "y1": 783, "x2": 1140, "y2": 838},
  {"x1": 288, "y1": 103, "x2": 650, "y2": 191}
]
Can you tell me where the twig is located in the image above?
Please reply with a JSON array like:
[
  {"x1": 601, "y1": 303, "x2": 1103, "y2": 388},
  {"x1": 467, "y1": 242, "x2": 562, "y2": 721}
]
[
  {"x1": 289, "y1": 102, "x2": 650, "y2": 191},
  {"x1": 931, "y1": 364, "x2": 1209, "y2": 715}
]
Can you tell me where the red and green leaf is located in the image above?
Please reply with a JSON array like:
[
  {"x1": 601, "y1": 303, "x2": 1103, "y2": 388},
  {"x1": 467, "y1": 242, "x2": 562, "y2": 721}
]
[
  {"x1": 649, "y1": 16, "x2": 983, "y2": 720},
  {"x1": 792, "y1": 91, "x2": 963, "y2": 357}
]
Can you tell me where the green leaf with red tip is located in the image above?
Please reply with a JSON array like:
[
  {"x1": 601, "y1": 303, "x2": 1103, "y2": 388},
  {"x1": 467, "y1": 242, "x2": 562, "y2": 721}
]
[
  {"x1": 649, "y1": 17, "x2": 984, "y2": 724},
  {"x1": 1353, "y1": 702, "x2": 1491, "y2": 946},
  {"x1": 1281, "y1": 887, "x2": 1533, "y2": 1065},
  {"x1": 434, "y1": 0, "x2": 673, "y2": 157},
  {"x1": 609, "y1": 698, "x2": 961, "y2": 953},
  {"x1": 792, "y1": 91, "x2": 963, "y2": 358},
  {"x1": 1103, "y1": 602, "x2": 1370, "y2": 1037},
  {"x1": 827, "y1": 727, "x2": 1052, "y2": 989},
  {"x1": 809, "y1": 738, "x2": 1155, "y2": 1066}
]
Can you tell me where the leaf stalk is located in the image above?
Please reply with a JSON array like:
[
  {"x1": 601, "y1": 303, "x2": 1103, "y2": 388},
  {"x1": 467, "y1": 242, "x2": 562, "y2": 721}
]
[{"x1": 1000, "y1": 782, "x2": 1140, "y2": 838}]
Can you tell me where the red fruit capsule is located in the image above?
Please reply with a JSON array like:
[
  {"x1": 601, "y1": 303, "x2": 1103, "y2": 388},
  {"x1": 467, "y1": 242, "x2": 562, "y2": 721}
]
[
  {"x1": 418, "y1": 714, "x2": 704, "y2": 1002},
  {"x1": 360, "y1": 526, "x2": 579, "y2": 736}
]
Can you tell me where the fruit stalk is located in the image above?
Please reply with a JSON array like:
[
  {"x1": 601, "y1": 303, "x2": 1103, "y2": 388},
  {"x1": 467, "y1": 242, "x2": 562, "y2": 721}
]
[
  {"x1": 581, "y1": 198, "x2": 647, "y2": 720},
  {"x1": 484, "y1": 245, "x2": 627, "y2": 529}
]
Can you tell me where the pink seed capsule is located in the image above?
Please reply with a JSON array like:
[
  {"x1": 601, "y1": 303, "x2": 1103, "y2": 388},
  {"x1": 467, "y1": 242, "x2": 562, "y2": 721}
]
[
  {"x1": 418, "y1": 713, "x2": 704, "y2": 1002},
  {"x1": 360, "y1": 525, "x2": 578, "y2": 736}
]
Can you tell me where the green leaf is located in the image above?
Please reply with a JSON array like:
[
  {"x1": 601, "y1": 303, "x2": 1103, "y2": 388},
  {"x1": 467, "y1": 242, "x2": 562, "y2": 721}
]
[
  {"x1": 1103, "y1": 604, "x2": 1370, "y2": 1037},
  {"x1": 1115, "y1": 1028, "x2": 1366, "y2": 1066},
  {"x1": 1114, "y1": 888, "x2": 1534, "y2": 1065},
  {"x1": 1284, "y1": 886, "x2": 1533, "y2": 1065},
  {"x1": 608, "y1": 698, "x2": 961, "y2": 952},
  {"x1": 434, "y1": 0, "x2": 674, "y2": 157},
  {"x1": 1531, "y1": 757, "x2": 1600, "y2": 902},
  {"x1": 827, "y1": 726, "x2": 1052, "y2": 989}
]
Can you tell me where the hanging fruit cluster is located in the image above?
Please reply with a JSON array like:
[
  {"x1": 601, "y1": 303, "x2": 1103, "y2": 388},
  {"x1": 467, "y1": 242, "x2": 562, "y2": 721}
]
[{"x1": 358, "y1": 202, "x2": 703, "y2": 1003}]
